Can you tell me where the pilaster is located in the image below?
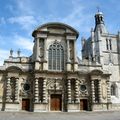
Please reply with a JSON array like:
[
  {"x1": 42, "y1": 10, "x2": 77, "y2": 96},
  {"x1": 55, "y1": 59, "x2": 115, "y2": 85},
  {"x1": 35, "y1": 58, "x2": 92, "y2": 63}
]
[
  {"x1": 43, "y1": 79, "x2": 47, "y2": 103},
  {"x1": 98, "y1": 80, "x2": 102, "y2": 103},
  {"x1": 6, "y1": 78, "x2": 11, "y2": 102},
  {"x1": 73, "y1": 40, "x2": 77, "y2": 63},
  {"x1": 36, "y1": 38, "x2": 40, "y2": 61},
  {"x1": 44, "y1": 38, "x2": 47, "y2": 61},
  {"x1": 67, "y1": 40, "x2": 70, "y2": 62},
  {"x1": 14, "y1": 78, "x2": 19, "y2": 102},
  {"x1": 75, "y1": 79, "x2": 79, "y2": 103},
  {"x1": 66, "y1": 40, "x2": 71, "y2": 71},
  {"x1": 106, "y1": 80, "x2": 111, "y2": 103},
  {"x1": 67, "y1": 79, "x2": 71, "y2": 103},
  {"x1": 91, "y1": 80, "x2": 95, "y2": 103},
  {"x1": 34, "y1": 78, "x2": 39, "y2": 103}
]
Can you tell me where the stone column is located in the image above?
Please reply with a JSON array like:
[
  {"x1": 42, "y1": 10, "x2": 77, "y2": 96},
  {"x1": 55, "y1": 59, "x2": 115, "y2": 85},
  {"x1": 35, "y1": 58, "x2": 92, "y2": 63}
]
[
  {"x1": 36, "y1": 38, "x2": 40, "y2": 61},
  {"x1": 74, "y1": 40, "x2": 77, "y2": 62},
  {"x1": 67, "y1": 79, "x2": 72, "y2": 103},
  {"x1": 15, "y1": 78, "x2": 19, "y2": 102},
  {"x1": 43, "y1": 78, "x2": 47, "y2": 103},
  {"x1": 75, "y1": 79, "x2": 79, "y2": 103},
  {"x1": 98, "y1": 80, "x2": 102, "y2": 103},
  {"x1": 91, "y1": 80, "x2": 95, "y2": 103},
  {"x1": 34, "y1": 78, "x2": 39, "y2": 103},
  {"x1": 67, "y1": 40, "x2": 70, "y2": 62},
  {"x1": 6, "y1": 78, "x2": 11, "y2": 102},
  {"x1": 44, "y1": 38, "x2": 47, "y2": 61},
  {"x1": 43, "y1": 38, "x2": 48, "y2": 70},
  {"x1": 107, "y1": 80, "x2": 111, "y2": 102}
]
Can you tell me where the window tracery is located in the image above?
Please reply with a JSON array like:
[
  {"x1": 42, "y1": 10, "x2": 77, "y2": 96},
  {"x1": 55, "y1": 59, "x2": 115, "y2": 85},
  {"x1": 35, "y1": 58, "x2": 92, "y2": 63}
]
[{"x1": 48, "y1": 41, "x2": 64, "y2": 71}]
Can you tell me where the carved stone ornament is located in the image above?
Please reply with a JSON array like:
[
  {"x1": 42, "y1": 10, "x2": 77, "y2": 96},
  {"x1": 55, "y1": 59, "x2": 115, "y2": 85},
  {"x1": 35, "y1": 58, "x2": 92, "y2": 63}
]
[
  {"x1": 47, "y1": 79, "x2": 62, "y2": 90},
  {"x1": 79, "y1": 79, "x2": 88, "y2": 96},
  {"x1": 20, "y1": 79, "x2": 31, "y2": 96}
]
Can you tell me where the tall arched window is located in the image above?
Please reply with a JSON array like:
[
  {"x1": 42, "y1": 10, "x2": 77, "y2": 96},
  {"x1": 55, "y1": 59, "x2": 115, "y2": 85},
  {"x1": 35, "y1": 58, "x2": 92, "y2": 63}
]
[
  {"x1": 111, "y1": 84, "x2": 116, "y2": 96},
  {"x1": 48, "y1": 41, "x2": 64, "y2": 71}
]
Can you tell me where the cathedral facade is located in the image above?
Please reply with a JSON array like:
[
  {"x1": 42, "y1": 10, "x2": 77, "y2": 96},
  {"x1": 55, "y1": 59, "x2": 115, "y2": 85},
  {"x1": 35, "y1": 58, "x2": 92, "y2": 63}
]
[{"x1": 0, "y1": 11, "x2": 120, "y2": 112}]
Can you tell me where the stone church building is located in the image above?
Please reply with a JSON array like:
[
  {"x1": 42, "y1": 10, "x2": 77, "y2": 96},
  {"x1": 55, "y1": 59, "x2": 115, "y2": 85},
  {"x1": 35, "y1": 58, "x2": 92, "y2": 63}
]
[{"x1": 0, "y1": 11, "x2": 120, "y2": 112}]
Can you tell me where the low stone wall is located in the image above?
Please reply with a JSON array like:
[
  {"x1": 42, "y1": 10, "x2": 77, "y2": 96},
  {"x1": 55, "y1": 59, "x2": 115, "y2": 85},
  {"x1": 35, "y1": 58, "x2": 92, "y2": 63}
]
[
  {"x1": 34, "y1": 103, "x2": 48, "y2": 112},
  {"x1": 5, "y1": 103, "x2": 19, "y2": 111},
  {"x1": 0, "y1": 103, "x2": 3, "y2": 110},
  {"x1": 67, "y1": 103, "x2": 80, "y2": 112},
  {"x1": 111, "y1": 103, "x2": 120, "y2": 110},
  {"x1": 92, "y1": 103, "x2": 109, "y2": 111}
]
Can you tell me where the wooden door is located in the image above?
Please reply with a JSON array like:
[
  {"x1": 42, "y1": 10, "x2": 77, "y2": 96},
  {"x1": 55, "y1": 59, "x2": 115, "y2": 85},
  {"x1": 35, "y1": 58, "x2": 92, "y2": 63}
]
[
  {"x1": 50, "y1": 94, "x2": 62, "y2": 111},
  {"x1": 80, "y1": 99, "x2": 88, "y2": 110},
  {"x1": 22, "y1": 99, "x2": 30, "y2": 111}
]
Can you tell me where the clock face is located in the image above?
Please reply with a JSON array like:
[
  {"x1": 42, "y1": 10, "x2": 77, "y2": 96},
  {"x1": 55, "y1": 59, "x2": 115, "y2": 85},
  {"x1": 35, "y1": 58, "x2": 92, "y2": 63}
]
[
  {"x1": 80, "y1": 85, "x2": 86, "y2": 91},
  {"x1": 23, "y1": 83, "x2": 30, "y2": 91}
]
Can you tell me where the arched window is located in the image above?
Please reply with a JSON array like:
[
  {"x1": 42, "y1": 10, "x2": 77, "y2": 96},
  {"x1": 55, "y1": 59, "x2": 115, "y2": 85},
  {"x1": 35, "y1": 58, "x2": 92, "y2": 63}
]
[
  {"x1": 48, "y1": 41, "x2": 64, "y2": 71},
  {"x1": 111, "y1": 84, "x2": 116, "y2": 96}
]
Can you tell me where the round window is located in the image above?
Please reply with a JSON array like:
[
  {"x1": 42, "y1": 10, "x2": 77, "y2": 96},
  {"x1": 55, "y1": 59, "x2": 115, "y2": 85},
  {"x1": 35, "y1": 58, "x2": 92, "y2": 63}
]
[
  {"x1": 23, "y1": 83, "x2": 30, "y2": 91},
  {"x1": 80, "y1": 85, "x2": 86, "y2": 91}
]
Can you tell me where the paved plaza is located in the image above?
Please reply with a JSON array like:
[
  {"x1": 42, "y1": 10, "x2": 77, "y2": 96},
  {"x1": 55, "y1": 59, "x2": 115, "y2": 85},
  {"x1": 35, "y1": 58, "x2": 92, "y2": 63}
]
[{"x1": 0, "y1": 111, "x2": 120, "y2": 120}]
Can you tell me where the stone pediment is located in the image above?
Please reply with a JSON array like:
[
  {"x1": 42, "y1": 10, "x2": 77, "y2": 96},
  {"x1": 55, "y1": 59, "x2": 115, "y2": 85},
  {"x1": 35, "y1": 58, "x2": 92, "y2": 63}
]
[{"x1": 32, "y1": 22, "x2": 79, "y2": 38}]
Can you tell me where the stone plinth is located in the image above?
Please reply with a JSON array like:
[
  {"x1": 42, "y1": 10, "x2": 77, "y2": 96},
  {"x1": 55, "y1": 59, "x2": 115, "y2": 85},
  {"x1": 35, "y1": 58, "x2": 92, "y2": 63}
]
[
  {"x1": 67, "y1": 103, "x2": 80, "y2": 112},
  {"x1": 33, "y1": 103, "x2": 48, "y2": 112},
  {"x1": 5, "y1": 103, "x2": 19, "y2": 111}
]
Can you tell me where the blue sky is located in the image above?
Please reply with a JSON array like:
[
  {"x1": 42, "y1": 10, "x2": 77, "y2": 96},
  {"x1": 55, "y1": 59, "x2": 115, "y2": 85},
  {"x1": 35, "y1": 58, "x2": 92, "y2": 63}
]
[{"x1": 0, "y1": 0, "x2": 120, "y2": 65}]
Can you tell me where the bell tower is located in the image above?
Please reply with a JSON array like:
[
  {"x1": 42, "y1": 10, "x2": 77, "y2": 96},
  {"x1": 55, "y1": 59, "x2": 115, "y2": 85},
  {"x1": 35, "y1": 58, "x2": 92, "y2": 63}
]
[{"x1": 95, "y1": 11, "x2": 104, "y2": 25}]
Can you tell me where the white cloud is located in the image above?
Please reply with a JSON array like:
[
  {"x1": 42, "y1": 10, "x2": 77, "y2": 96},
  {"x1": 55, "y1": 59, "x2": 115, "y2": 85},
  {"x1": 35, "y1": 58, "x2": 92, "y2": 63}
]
[
  {"x1": 61, "y1": 1, "x2": 93, "y2": 35},
  {"x1": 13, "y1": 35, "x2": 33, "y2": 51},
  {"x1": 8, "y1": 15, "x2": 37, "y2": 31},
  {"x1": 15, "y1": 0, "x2": 34, "y2": 15},
  {"x1": 0, "y1": 49, "x2": 9, "y2": 65}
]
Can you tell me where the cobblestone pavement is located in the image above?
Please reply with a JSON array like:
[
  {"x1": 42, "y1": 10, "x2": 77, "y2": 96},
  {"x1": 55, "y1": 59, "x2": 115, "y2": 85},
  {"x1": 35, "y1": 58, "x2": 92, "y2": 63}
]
[{"x1": 0, "y1": 111, "x2": 120, "y2": 120}]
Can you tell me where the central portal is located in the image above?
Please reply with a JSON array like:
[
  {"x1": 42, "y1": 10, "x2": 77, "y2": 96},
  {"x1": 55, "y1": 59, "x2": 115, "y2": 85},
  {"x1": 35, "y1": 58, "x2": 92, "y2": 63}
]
[{"x1": 50, "y1": 94, "x2": 62, "y2": 111}]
